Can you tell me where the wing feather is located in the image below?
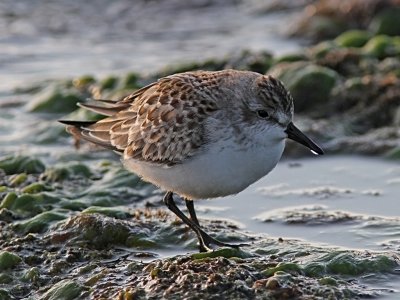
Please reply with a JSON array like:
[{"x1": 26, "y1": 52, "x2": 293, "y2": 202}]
[{"x1": 60, "y1": 72, "x2": 221, "y2": 163}]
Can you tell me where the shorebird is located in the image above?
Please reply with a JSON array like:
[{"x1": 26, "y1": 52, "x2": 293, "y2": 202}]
[{"x1": 60, "y1": 69, "x2": 323, "y2": 252}]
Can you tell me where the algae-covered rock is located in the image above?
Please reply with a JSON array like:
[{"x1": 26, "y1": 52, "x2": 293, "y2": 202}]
[
  {"x1": 82, "y1": 206, "x2": 131, "y2": 219},
  {"x1": 21, "y1": 267, "x2": 40, "y2": 283},
  {"x1": 318, "y1": 276, "x2": 337, "y2": 286},
  {"x1": 225, "y1": 50, "x2": 273, "y2": 74},
  {"x1": 0, "y1": 193, "x2": 60, "y2": 216},
  {"x1": 308, "y1": 41, "x2": 340, "y2": 60},
  {"x1": 158, "y1": 58, "x2": 226, "y2": 77},
  {"x1": 9, "y1": 173, "x2": 28, "y2": 186},
  {"x1": 60, "y1": 214, "x2": 132, "y2": 248},
  {"x1": 191, "y1": 247, "x2": 253, "y2": 260},
  {"x1": 72, "y1": 75, "x2": 96, "y2": 89},
  {"x1": 100, "y1": 76, "x2": 119, "y2": 90},
  {"x1": 293, "y1": 15, "x2": 348, "y2": 41},
  {"x1": 123, "y1": 72, "x2": 140, "y2": 89},
  {"x1": 273, "y1": 53, "x2": 308, "y2": 64},
  {"x1": 303, "y1": 251, "x2": 398, "y2": 277},
  {"x1": 0, "y1": 192, "x2": 18, "y2": 210},
  {"x1": 369, "y1": 8, "x2": 400, "y2": 36},
  {"x1": 0, "y1": 155, "x2": 45, "y2": 175},
  {"x1": 27, "y1": 85, "x2": 83, "y2": 113},
  {"x1": 0, "y1": 289, "x2": 11, "y2": 300},
  {"x1": 0, "y1": 273, "x2": 13, "y2": 284},
  {"x1": 43, "y1": 162, "x2": 93, "y2": 182},
  {"x1": 362, "y1": 35, "x2": 400, "y2": 59},
  {"x1": 14, "y1": 211, "x2": 66, "y2": 233},
  {"x1": 0, "y1": 251, "x2": 22, "y2": 270},
  {"x1": 270, "y1": 62, "x2": 339, "y2": 112},
  {"x1": 334, "y1": 30, "x2": 371, "y2": 48},
  {"x1": 22, "y1": 182, "x2": 50, "y2": 194},
  {"x1": 41, "y1": 279, "x2": 84, "y2": 300},
  {"x1": 326, "y1": 252, "x2": 397, "y2": 276},
  {"x1": 263, "y1": 262, "x2": 303, "y2": 277}
]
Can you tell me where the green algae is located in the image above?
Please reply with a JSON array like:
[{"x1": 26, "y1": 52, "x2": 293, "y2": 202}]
[
  {"x1": 308, "y1": 41, "x2": 340, "y2": 60},
  {"x1": 326, "y1": 252, "x2": 397, "y2": 276},
  {"x1": 43, "y1": 162, "x2": 93, "y2": 182},
  {"x1": 22, "y1": 183, "x2": 50, "y2": 194},
  {"x1": 191, "y1": 247, "x2": 253, "y2": 260},
  {"x1": 274, "y1": 53, "x2": 308, "y2": 64},
  {"x1": 334, "y1": 30, "x2": 371, "y2": 48},
  {"x1": 72, "y1": 75, "x2": 96, "y2": 89},
  {"x1": 0, "y1": 192, "x2": 18, "y2": 210},
  {"x1": 9, "y1": 173, "x2": 27, "y2": 186},
  {"x1": 27, "y1": 85, "x2": 84, "y2": 113},
  {"x1": 271, "y1": 62, "x2": 339, "y2": 112},
  {"x1": 263, "y1": 262, "x2": 303, "y2": 277},
  {"x1": 0, "y1": 193, "x2": 60, "y2": 216},
  {"x1": 61, "y1": 214, "x2": 132, "y2": 247},
  {"x1": 41, "y1": 279, "x2": 84, "y2": 300},
  {"x1": 14, "y1": 211, "x2": 67, "y2": 234},
  {"x1": 158, "y1": 58, "x2": 226, "y2": 77},
  {"x1": 0, "y1": 289, "x2": 10, "y2": 300},
  {"x1": 369, "y1": 8, "x2": 400, "y2": 36},
  {"x1": 123, "y1": 72, "x2": 140, "y2": 89},
  {"x1": 82, "y1": 206, "x2": 131, "y2": 219},
  {"x1": 386, "y1": 147, "x2": 400, "y2": 159},
  {"x1": 73, "y1": 166, "x2": 151, "y2": 207},
  {"x1": 21, "y1": 267, "x2": 40, "y2": 283},
  {"x1": 362, "y1": 35, "x2": 400, "y2": 59},
  {"x1": 125, "y1": 235, "x2": 159, "y2": 249},
  {"x1": 0, "y1": 251, "x2": 21, "y2": 270},
  {"x1": 0, "y1": 273, "x2": 13, "y2": 284},
  {"x1": 303, "y1": 251, "x2": 398, "y2": 277},
  {"x1": 101, "y1": 76, "x2": 119, "y2": 90},
  {"x1": 0, "y1": 156, "x2": 45, "y2": 175},
  {"x1": 318, "y1": 276, "x2": 338, "y2": 286}
]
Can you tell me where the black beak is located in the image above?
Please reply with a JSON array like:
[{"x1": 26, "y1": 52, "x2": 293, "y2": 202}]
[{"x1": 285, "y1": 122, "x2": 324, "y2": 155}]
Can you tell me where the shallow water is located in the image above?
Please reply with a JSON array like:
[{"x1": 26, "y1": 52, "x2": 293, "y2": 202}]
[{"x1": 200, "y1": 155, "x2": 400, "y2": 251}]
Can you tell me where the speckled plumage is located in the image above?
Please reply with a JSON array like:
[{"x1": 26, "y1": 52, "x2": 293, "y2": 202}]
[{"x1": 73, "y1": 69, "x2": 294, "y2": 167}]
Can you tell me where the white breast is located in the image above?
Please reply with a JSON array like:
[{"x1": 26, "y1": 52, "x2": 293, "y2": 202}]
[{"x1": 122, "y1": 126, "x2": 285, "y2": 200}]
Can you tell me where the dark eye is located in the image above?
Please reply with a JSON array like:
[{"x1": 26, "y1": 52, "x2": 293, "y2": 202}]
[{"x1": 257, "y1": 110, "x2": 269, "y2": 119}]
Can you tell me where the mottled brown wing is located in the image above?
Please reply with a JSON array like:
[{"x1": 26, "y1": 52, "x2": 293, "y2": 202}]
[{"x1": 83, "y1": 74, "x2": 219, "y2": 164}]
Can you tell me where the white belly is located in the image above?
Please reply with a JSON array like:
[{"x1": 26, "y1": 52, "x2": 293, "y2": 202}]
[{"x1": 123, "y1": 137, "x2": 285, "y2": 200}]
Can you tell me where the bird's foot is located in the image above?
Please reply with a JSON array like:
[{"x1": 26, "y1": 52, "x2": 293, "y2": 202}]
[{"x1": 198, "y1": 231, "x2": 248, "y2": 252}]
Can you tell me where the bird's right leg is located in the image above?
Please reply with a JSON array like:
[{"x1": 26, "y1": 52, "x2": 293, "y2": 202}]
[{"x1": 185, "y1": 199, "x2": 200, "y2": 227}]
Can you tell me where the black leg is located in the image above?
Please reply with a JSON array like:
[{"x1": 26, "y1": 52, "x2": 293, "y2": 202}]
[
  {"x1": 185, "y1": 199, "x2": 200, "y2": 227},
  {"x1": 163, "y1": 191, "x2": 247, "y2": 252}
]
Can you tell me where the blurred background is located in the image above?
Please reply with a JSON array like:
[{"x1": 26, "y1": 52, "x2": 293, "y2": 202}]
[
  {"x1": 0, "y1": 0, "x2": 304, "y2": 90},
  {"x1": 1, "y1": 0, "x2": 400, "y2": 299}
]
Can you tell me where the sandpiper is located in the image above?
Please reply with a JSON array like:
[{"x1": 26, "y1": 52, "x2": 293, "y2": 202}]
[{"x1": 60, "y1": 69, "x2": 323, "y2": 252}]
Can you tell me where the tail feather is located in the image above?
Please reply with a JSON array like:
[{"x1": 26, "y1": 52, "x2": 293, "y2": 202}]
[
  {"x1": 58, "y1": 120, "x2": 96, "y2": 127},
  {"x1": 59, "y1": 95, "x2": 137, "y2": 152},
  {"x1": 58, "y1": 119, "x2": 119, "y2": 151},
  {"x1": 78, "y1": 99, "x2": 130, "y2": 116}
]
